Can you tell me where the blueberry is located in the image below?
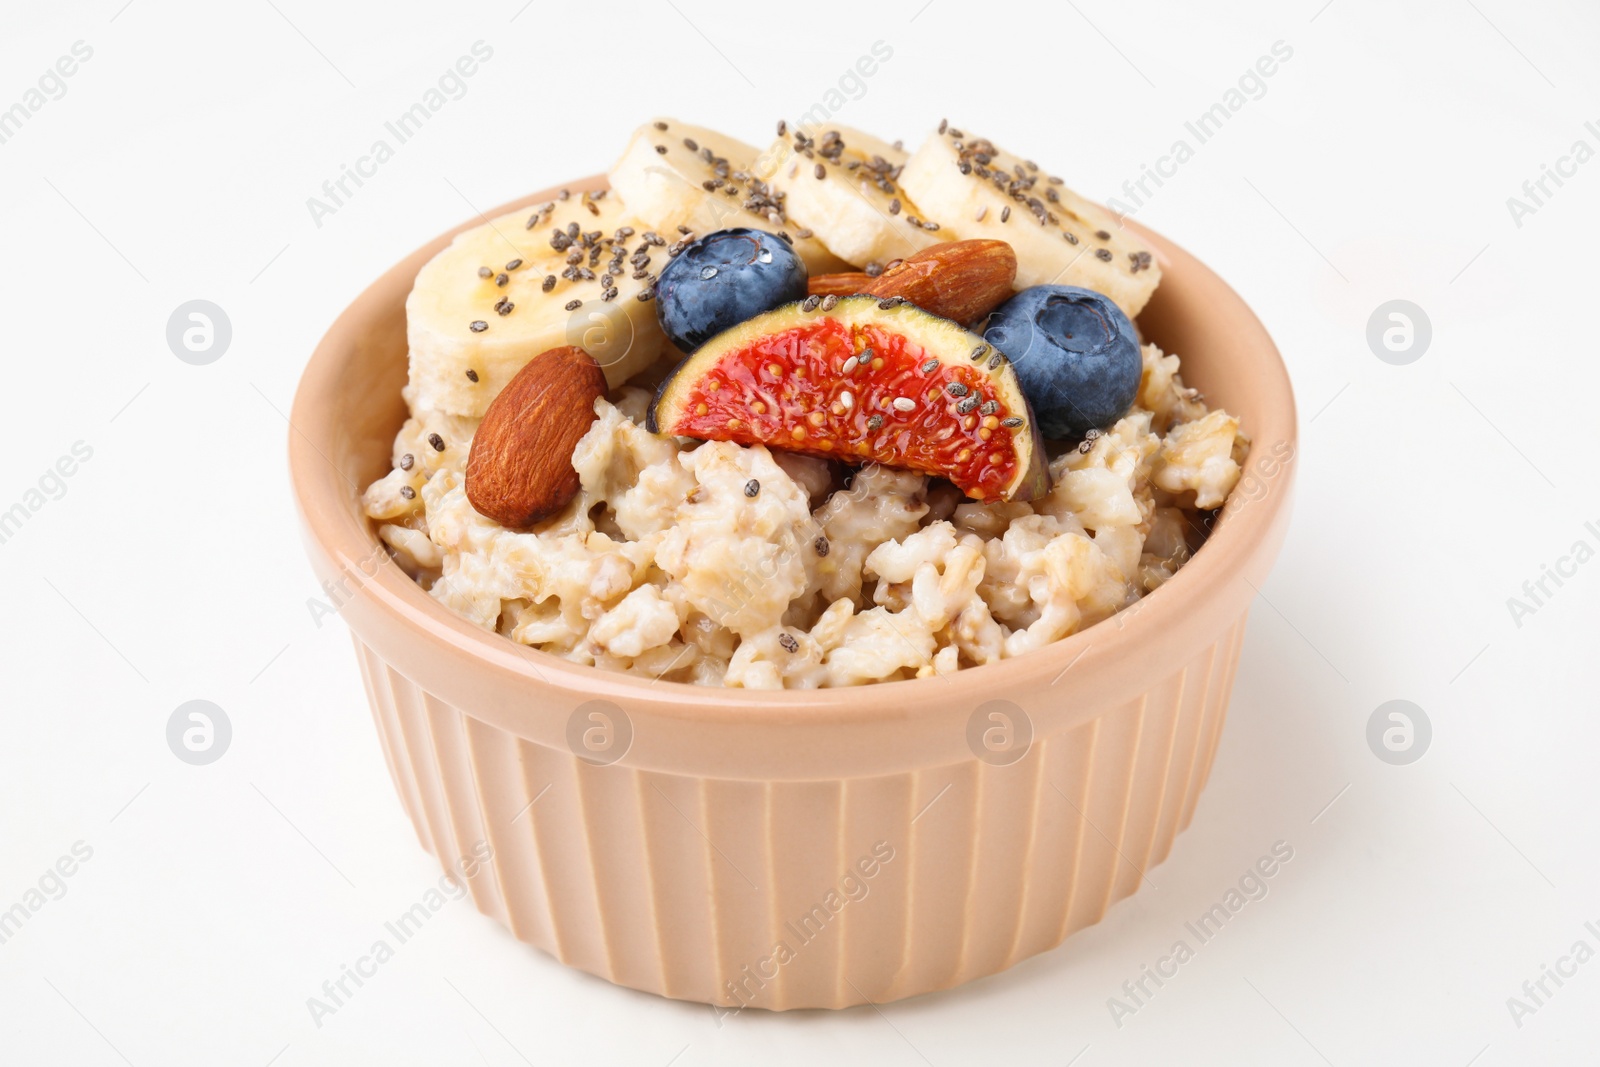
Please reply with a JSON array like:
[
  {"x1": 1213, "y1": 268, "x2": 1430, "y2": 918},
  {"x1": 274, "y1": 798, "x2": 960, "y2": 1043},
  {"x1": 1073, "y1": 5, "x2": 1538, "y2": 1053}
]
[
  {"x1": 655, "y1": 228, "x2": 808, "y2": 351},
  {"x1": 982, "y1": 286, "x2": 1141, "y2": 439}
]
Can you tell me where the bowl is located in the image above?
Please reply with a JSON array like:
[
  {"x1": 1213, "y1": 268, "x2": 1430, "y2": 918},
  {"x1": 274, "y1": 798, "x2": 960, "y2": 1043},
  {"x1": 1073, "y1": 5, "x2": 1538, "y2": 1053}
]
[{"x1": 289, "y1": 175, "x2": 1296, "y2": 1011}]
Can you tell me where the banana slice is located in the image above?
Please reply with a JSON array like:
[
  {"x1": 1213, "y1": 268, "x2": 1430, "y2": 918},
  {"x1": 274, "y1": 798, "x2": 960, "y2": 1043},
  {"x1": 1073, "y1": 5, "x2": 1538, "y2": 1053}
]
[
  {"x1": 898, "y1": 124, "x2": 1160, "y2": 316},
  {"x1": 406, "y1": 189, "x2": 664, "y2": 419},
  {"x1": 608, "y1": 119, "x2": 851, "y2": 275},
  {"x1": 753, "y1": 123, "x2": 944, "y2": 271}
]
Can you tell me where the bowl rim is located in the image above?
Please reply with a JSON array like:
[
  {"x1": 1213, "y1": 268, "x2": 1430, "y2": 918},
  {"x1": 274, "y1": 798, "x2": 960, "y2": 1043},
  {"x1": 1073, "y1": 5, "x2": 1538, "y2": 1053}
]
[{"x1": 289, "y1": 176, "x2": 1297, "y2": 726}]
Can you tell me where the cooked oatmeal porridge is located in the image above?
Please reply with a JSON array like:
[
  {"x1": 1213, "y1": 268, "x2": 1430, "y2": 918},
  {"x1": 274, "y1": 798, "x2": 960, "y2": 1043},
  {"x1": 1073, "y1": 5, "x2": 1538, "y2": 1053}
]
[
  {"x1": 360, "y1": 117, "x2": 1248, "y2": 688},
  {"x1": 363, "y1": 342, "x2": 1245, "y2": 688}
]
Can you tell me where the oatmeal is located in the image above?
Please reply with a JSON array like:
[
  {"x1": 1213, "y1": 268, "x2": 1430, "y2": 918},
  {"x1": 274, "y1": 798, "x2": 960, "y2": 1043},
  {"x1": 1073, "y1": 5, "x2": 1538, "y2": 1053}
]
[
  {"x1": 361, "y1": 117, "x2": 1248, "y2": 687},
  {"x1": 364, "y1": 343, "x2": 1245, "y2": 688}
]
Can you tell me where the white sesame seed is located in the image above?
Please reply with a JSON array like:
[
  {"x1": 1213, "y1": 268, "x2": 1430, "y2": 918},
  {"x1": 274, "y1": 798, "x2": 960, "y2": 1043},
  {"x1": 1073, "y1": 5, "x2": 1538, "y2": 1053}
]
[
  {"x1": 841, "y1": 356, "x2": 859, "y2": 375},
  {"x1": 840, "y1": 390, "x2": 854, "y2": 410},
  {"x1": 892, "y1": 397, "x2": 916, "y2": 412}
]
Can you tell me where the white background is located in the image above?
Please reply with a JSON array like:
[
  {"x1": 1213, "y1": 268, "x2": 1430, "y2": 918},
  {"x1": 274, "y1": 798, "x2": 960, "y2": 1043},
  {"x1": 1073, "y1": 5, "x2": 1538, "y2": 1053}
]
[{"x1": 2, "y1": 0, "x2": 1596, "y2": 1063}]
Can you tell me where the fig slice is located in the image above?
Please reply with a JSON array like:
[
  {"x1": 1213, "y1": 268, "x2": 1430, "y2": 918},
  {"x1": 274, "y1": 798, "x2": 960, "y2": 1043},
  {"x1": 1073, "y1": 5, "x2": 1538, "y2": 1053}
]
[{"x1": 648, "y1": 296, "x2": 1050, "y2": 502}]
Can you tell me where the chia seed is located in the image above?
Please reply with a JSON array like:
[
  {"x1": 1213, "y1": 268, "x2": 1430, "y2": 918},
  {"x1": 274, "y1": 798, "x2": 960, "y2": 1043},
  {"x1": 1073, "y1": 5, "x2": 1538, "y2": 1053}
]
[{"x1": 744, "y1": 479, "x2": 760, "y2": 498}]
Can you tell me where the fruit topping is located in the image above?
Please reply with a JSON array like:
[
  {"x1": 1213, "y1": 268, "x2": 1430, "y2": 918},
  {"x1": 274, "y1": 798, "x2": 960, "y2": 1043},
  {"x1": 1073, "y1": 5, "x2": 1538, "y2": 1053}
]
[
  {"x1": 405, "y1": 191, "x2": 661, "y2": 419},
  {"x1": 898, "y1": 124, "x2": 1161, "y2": 316},
  {"x1": 752, "y1": 123, "x2": 943, "y2": 269},
  {"x1": 465, "y1": 346, "x2": 607, "y2": 528},
  {"x1": 608, "y1": 118, "x2": 848, "y2": 274},
  {"x1": 654, "y1": 228, "x2": 809, "y2": 352},
  {"x1": 858, "y1": 239, "x2": 1016, "y2": 325},
  {"x1": 648, "y1": 296, "x2": 1049, "y2": 502},
  {"x1": 981, "y1": 286, "x2": 1141, "y2": 439}
]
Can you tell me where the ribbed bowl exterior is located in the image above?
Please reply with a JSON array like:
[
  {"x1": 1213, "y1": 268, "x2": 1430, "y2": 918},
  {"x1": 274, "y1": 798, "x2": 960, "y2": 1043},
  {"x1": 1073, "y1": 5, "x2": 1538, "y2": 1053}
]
[
  {"x1": 349, "y1": 612, "x2": 1248, "y2": 1010},
  {"x1": 293, "y1": 176, "x2": 1295, "y2": 1012}
]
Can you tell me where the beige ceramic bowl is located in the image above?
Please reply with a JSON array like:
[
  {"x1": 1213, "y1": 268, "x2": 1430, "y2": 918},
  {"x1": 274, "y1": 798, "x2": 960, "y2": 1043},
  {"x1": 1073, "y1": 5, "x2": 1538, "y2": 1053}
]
[{"x1": 290, "y1": 176, "x2": 1296, "y2": 1011}]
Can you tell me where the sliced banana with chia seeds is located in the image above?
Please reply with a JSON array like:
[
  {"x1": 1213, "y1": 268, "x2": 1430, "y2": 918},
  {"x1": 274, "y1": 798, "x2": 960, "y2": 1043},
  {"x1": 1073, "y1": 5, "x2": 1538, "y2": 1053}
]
[
  {"x1": 898, "y1": 123, "x2": 1160, "y2": 316},
  {"x1": 752, "y1": 123, "x2": 945, "y2": 272},
  {"x1": 405, "y1": 189, "x2": 664, "y2": 419},
  {"x1": 608, "y1": 118, "x2": 851, "y2": 275}
]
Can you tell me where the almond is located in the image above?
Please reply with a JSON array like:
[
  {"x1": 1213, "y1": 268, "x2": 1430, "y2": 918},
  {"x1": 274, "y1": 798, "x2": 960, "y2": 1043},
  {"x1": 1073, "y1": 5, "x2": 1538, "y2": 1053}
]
[
  {"x1": 861, "y1": 240, "x2": 1017, "y2": 325},
  {"x1": 807, "y1": 271, "x2": 874, "y2": 298},
  {"x1": 466, "y1": 346, "x2": 606, "y2": 528}
]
